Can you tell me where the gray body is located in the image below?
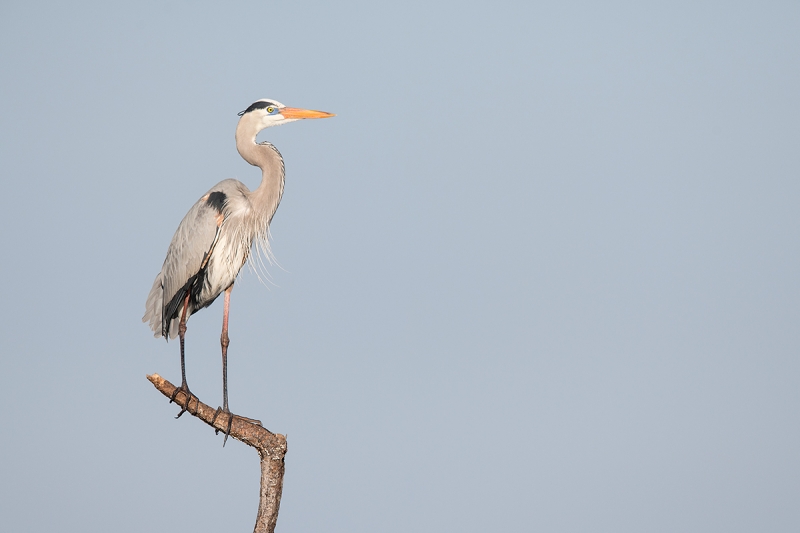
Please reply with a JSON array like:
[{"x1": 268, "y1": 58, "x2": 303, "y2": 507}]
[
  {"x1": 143, "y1": 101, "x2": 296, "y2": 339},
  {"x1": 143, "y1": 175, "x2": 281, "y2": 339}
]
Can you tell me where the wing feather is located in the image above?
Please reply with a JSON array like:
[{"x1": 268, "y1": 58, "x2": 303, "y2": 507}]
[
  {"x1": 143, "y1": 179, "x2": 251, "y2": 339},
  {"x1": 142, "y1": 196, "x2": 222, "y2": 338}
]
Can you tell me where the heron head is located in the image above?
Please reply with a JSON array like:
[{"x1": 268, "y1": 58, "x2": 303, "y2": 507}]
[{"x1": 238, "y1": 99, "x2": 334, "y2": 130}]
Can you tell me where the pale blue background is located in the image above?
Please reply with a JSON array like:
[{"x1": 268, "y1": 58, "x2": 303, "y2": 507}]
[{"x1": 1, "y1": 2, "x2": 799, "y2": 532}]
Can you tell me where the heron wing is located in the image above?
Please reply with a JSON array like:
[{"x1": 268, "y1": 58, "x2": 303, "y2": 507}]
[{"x1": 143, "y1": 192, "x2": 225, "y2": 338}]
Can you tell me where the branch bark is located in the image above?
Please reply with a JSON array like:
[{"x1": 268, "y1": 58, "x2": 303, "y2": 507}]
[{"x1": 147, "y1": 373, "x2": 287, "y2": 533}]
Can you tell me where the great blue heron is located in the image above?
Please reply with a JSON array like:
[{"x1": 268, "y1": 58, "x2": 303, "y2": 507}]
[{"x1": 143, "y1": 99, "x2": 334, "y2": 440}]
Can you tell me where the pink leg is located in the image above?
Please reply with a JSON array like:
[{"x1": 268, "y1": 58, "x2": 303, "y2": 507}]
[
  {"x1": 221, "y1": 284, "x2": 232, "y2": 412},
  {"x1": 211, "y1": 285, "x2": 235, "y2": 445},
  {"x1": 212, "y1": 283, "x2": 262, "y2": 445},
  {"x1": 178, "y1": 290, "x2": 190, "y2": 388}
]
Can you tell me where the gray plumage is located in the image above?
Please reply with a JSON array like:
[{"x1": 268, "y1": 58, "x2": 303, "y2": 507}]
[
  {"x1": 143, "y1": 98, "x2": 333, "y2": 341},
  {"x1": 143, "y1": 178, "x2": 261, "y2": 338}
]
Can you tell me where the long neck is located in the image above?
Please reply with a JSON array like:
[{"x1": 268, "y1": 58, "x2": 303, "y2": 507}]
[{"x1": 235, "y1": 115, "x2": 285, "y2": 226}]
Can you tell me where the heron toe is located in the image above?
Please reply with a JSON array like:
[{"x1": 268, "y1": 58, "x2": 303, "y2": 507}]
[
  {"x1": 170, "y1": 385, "x2": 198, "y2": 418},
  {"x1": 211, "y1": 407, "x2": 266, "y2": 446},
  {"x1": 211, "y1": 406, "x2": 234, "y2": 446}
]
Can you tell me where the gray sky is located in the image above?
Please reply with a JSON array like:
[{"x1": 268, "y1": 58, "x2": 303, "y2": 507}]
[{"x1": 1, "y1": 1, "x2": 799, "y2": 532}]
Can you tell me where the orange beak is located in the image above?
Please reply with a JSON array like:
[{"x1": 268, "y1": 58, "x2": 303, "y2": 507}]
[{"x1": 280, "y1": 107, "x2": 335, "y2": 119}]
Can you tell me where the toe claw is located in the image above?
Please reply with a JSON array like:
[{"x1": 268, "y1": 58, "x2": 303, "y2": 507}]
[{"x1": 223, "y1": 415, "x2": 233, "y2": 447}]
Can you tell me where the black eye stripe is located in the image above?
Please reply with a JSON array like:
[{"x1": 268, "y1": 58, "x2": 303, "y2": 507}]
[{"x1": 238, "y1": 101, "x2": 277, "y2": 116}]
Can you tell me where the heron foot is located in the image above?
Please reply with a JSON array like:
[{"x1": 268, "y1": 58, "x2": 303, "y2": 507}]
[
  {"x1": 211, "y1": 407, "x2": 234, "y2": 446},
  {"x1": 211, "y1": 407, "x2": 266, "y2": 446},
  {"x1": 169, "y1": 384, "x2": 198, "y2": 418}
]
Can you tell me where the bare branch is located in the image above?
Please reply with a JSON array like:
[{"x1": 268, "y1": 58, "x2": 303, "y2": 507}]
[{"x1": 147, "y1": 374, "x2": 288, "y2": 533}]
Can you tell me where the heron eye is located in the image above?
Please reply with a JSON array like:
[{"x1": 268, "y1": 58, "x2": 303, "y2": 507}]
[{"x1": 266, "y1": 106, "x2": 275, "y2": 114}]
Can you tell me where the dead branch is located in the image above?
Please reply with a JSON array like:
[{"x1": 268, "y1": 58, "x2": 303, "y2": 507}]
[{"x1": 147, "y1": 374, "x2": 288, "y2": 533}]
